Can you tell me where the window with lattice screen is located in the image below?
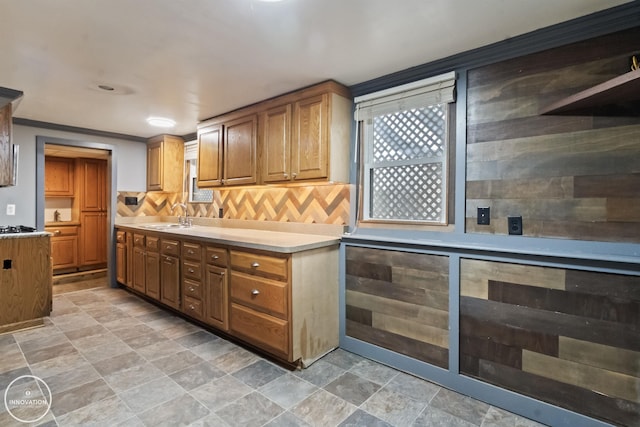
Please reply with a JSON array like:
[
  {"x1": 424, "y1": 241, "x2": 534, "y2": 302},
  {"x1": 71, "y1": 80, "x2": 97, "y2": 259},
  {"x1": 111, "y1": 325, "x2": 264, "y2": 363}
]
[{"x1": 355, "y1": 72, "x2": 455, "y2": 224}]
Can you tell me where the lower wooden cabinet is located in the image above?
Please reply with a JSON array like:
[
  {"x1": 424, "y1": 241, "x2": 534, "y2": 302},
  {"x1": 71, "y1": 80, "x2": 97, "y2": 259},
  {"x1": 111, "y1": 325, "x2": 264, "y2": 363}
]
[
  {"x1": 204, "y1": 263, "x2": 228, "y2": 330},
  {"x1": 46, "y1": 225, "x2": 78, "y2": 270},
  {"x1": 79, "y1": 211, "x2": 107, "y2": 266},
  {"x1": 115, "y1": 226, "x2": 338, "y2": 367}
]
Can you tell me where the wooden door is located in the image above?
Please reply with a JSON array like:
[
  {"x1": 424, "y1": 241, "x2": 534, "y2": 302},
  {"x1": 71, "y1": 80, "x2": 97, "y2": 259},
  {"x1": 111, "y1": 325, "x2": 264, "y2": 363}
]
[
  {"x1": 261, "y1": 104, "x2": 291, "y2": 183},
  {"x1": 161, "y1": 255, "x2": 181, "y2": 309},
  {"x1": 146, "y1": 140, "x2": 163, "y2": 191},
  {"x1": 292, "y1": 94, "x2": 329, "y2": 180},
  {"x1": 45, "y1": 157, "x2": 75, "y2": 196},
  {"x1": 132, "y1": 247, "x2": 146, "y2": 293},
  {"x1": 145, "y1": 251, "x2": 160, "y2": 299},
  {"x1": 80, "y1": 159, "x2": 107, "y2": 211},
  {"x1": 205, "y1": 264, "x2": 228, "y2": 330},
  {"x1": 116, "y1": 242, "x2": 127, "y2": 285},
  {"x1": 197, "y1": 124, "x2": 223, "y2": 187},
  {"x1": 79, "y1": 212, "x2": 106, "y2": 266},
  {"x1": 224, "y1": 115, "x2": 257, "y2": 185}
]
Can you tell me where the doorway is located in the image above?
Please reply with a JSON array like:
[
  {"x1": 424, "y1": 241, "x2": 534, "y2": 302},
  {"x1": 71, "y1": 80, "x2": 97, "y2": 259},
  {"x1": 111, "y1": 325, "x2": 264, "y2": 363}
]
[{"x1": 36, "y1": 136, "x2": 117, "y2": 288}]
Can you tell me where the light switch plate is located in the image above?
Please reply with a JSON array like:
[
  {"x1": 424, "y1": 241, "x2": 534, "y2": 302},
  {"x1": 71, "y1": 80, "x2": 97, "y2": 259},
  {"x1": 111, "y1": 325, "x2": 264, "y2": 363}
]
[{"x1": 6, "y1": 204, "x2": 15, "y2": 216}]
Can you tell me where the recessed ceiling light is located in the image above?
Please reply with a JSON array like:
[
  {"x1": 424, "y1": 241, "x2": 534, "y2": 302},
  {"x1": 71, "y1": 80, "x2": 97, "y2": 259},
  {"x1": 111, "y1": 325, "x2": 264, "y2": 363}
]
[{"x1": 146, "y1": 117, "x2": 176, "y2": 128}]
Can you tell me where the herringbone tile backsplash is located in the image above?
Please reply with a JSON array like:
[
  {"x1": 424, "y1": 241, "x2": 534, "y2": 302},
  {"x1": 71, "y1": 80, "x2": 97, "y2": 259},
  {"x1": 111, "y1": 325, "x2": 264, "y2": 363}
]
[{"x1": 117, "y1": 183, "x2": 351, "y2": 225}]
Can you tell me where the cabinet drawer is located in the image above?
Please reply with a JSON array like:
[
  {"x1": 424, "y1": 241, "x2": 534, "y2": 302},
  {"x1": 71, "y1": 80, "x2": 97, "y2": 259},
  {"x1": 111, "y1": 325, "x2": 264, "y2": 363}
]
[
  {"x1": 230, "y1": 303, "x2": 289, "y2": 358},
  {"x1": 231, "y1": 271, "x2": 288, "y2": 319},
  {"x1": 46, "y1": 226, "x2": 78, "y2": 237},
  {"x1": 146, "y1": 236, "x2": 159, "y2": 251},
  {"x1": 230, "y1": 250, "x2": 289, "y2": 280},
  {"x1": 116, "y1": 230, "x2": 126, "y2": 243},
  {"x1": 183, "y1": 278, "x2": 203, "y2": 301},
  {"x1": 182, "y1": 242, "x2": 202, "y2": 261},
  {"x1": 183, "y1": 260, "x2": 202, "y2": 281},
  {"x1": 133, "y1": 233, "x2": 146, "y2": 247},
  {"x1": 161, "y1": 239, "x2": 180, "y2": 256},
  {"x1": 183, "y1": 296, "x2": 203, "y2": 319},
  {"x1": 206, "y1": 246, "x2": 228, "y2": 267}
]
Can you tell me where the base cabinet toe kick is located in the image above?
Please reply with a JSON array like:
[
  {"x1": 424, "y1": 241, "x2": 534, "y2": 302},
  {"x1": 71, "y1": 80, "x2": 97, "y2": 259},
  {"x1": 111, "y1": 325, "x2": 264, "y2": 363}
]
[{"x1": 115, "y1": 227, "x2": 339, "y2": 367}]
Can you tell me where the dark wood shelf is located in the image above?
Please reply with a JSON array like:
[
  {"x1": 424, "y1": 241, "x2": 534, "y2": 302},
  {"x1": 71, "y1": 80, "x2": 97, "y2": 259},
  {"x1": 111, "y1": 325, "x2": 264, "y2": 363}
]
[{"x1": 540, "y1": 68, "x2": 640, "y2": 116}]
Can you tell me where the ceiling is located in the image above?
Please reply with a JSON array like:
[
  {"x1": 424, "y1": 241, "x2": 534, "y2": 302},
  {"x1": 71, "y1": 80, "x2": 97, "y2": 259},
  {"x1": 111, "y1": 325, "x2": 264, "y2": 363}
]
[{"x1": 0, "y1": 0, "x2": 631, "y2": 139}]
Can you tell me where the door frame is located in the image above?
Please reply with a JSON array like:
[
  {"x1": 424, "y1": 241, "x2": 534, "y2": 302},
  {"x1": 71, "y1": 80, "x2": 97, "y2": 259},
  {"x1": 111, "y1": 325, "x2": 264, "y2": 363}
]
[{"x1": 36, "y1": 136, "x2": 117, "y2": 288}]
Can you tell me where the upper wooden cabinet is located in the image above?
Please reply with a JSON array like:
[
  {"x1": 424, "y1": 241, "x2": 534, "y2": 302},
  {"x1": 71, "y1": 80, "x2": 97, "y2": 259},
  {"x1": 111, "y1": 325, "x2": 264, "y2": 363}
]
[
  {"x1": 147, "y1": 135, "x2": 184, "y2": 192},
  {"x1": 224, "y1": 114, "x2": 257, "y2": 186},
  {"x1": 197, "y1": 81, "x2": 352, "y2": 187},
  {"x1": 45, "y1": 157, "x2": 75, "y2": 197},
  {"x1": 197, "y1": 124, "x2": 223, "y2": 187}
]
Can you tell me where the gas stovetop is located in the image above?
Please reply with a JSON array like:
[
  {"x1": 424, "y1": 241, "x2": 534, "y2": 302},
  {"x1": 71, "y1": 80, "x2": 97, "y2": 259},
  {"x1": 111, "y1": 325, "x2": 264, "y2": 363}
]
[{"x1": 0, "y1": 225, "x2": 37, "y2": 234}]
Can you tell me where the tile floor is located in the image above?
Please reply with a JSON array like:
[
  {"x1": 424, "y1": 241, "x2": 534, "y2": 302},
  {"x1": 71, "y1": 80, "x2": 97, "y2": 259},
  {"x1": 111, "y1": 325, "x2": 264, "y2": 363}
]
[{"x1": 0, "y1": 285, "x2": 547, "y2": 427}]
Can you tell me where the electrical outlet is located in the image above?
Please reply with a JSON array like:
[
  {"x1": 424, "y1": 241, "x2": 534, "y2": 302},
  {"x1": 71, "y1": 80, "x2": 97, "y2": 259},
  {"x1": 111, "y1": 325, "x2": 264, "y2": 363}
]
[
  {"x1": 6, "y1": 204, "x2": 15, "y2": 216},
  {"x1": 124, "y1": 196, "x2": 138, "y2": 206},
  {"x1": 477, "y1": 207, "x2": 490, "y2": 225},
  {"x1": 508, "y1": 216, "x2": 523, "y2": 235}
]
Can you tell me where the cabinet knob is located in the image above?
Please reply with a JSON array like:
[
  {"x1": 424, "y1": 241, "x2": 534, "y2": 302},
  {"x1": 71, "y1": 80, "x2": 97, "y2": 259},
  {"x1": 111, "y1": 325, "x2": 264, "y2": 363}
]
[
  {"x1": 54, "y1": 230, "x2": 61, "y2": 235},
  {"x1": 212, "y1": 255, "x2": 219, "y2": 260},
  {"x1": 251, "y1": 289, "x2": 260, "y2": 296},
  {"x1": 251, "y1": 262, "x2": 260, "y2": 268},
  {"x1": 292, "y1": 172, "x2": 297, "y2": 178},
  {"x1": 283, "y1": 173, "x2": 288, "y2": 178},
  {"x1": 189, "y1": 286, "x2": 195, "y2": 292},
  {"x1": 189, "y1": 305, "x2": 195, "y2": 310},
  {"x1": 188, "y1": 250, "x2": 195, "y2": 255},
  {"x1": 188, "y1": 268, "x2": 195, "y2": 273},
  {"x1": 166, "y1": 245, "x2": 172, "y2": 250}
]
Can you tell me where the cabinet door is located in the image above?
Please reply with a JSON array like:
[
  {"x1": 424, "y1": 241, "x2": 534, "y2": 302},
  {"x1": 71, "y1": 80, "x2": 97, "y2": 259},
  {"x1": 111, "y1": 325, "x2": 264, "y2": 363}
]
[
  {"x1": 145, "y1": 251, "x2": 160, "y2": 300},
  {"x1": 79, "y1": 159, "x2": 107, "y2": 211},
  {"x1": 132, "y1": 247, "x2": 146, "y2": 293},
  {"x1": 292, "y1": 94, "x2": 329, "y2": 180},
  {"x1": 116, "y1": 242, "x2": 127, "y2": 285},
  {"x1": 51, "y1": 236, "x2": 78, "y2": 269},
  {"x1": 79, "y1": 212, "x2": 107, "y2": 266},
  {"x1": 261, "y1": 104, "x2": 292, "y2": 183},
  {"x1": 224, "y1": 115, "x2": 257, "y2": 185},
  {"x1": 161, "y1": 255, "x2": 181, "y2": 309},
  {"x1": 146, "y1": 140, "x2": 163, "y2": 191},
  {"x1": 197, "y1": 124, "x2": 223, "y2": 187},
  {"x1": 0, "y1": 104, "x2": 12, "y2": 186},
  {"x1": 45, "y1": 157, "x2": 75, "y2": 196},
  {"x1": 205, "y1": 264, "x2": 228, "y2": 330}
]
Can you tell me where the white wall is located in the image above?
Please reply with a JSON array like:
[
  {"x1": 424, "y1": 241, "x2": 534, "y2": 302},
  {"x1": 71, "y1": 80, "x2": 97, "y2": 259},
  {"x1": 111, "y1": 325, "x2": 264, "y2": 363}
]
[{"x1": 0, "y1": 124, "x2": 147, "y2": 226}]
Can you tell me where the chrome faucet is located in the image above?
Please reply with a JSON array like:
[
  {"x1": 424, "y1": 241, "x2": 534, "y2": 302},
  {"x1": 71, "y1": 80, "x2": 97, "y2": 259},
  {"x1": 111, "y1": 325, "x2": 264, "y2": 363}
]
[{"x1": 170, "y1": 203, "x2": 191, "y2": 226}]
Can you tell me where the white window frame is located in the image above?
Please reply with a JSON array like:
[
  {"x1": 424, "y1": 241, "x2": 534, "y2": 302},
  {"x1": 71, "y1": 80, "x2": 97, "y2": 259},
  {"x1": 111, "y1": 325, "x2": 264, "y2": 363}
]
[{"x1": 355, "y1": 72, "x2": 456, "y2": 225}]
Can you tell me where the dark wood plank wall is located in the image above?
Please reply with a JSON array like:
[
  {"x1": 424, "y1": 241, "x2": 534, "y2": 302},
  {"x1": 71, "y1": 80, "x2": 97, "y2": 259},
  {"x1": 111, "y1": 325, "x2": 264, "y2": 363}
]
[
  {"x1": 460, "y1": 258, "x2": 640, "y2": 426},
  {"x1": 466, "y1": 27, "x2": 640, "y2": 242},
  {"x1": 345, "y1": 246, "x2": 449, "y2": 368}
]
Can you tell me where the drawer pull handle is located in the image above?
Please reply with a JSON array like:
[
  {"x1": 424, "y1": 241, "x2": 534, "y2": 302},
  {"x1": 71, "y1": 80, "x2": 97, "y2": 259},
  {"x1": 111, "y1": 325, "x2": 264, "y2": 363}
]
[
  {"x1": 189, "y1": 305, "x2": 195, "y2": 310},
  {"x1": 251, "y1": 289, "x2": 260, "y2": 296},
  {"x1": 54, "y1": 230, "x2": 61, "y2": 235},
  {"x1": 166, "y1": 245, "x2": 172, "y2": 250},
  {"x1": 251, "y1": 262, "x2": 260, "y2": 268},
  {"x1": 188, "y1": 268, "x2": 195, "y2": 273},
  {"x1": 189, "y1": 286, "x2": 195, "y2": 292},
  {"x1": 188, "y1": 249, "x2": 195, "y2": 255},
  {"x1": 212, "y1": 255, "x2": 219, "y2": 260}
]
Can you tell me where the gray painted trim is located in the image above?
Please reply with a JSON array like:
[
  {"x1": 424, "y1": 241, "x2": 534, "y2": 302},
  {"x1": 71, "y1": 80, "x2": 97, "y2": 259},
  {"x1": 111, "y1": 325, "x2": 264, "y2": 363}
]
[
  {"x1": 36, "y1": 135, "x2": 118, "y2": 288},
  {"x1": 453, "y1": 70, "x2": 467, "y2": 235},
  {"x1": 349, "y1": 2, "x2": 640, "y2": 96},
  {"x1": 23, "y1": 119, "x2": 147, "y2": 143}
]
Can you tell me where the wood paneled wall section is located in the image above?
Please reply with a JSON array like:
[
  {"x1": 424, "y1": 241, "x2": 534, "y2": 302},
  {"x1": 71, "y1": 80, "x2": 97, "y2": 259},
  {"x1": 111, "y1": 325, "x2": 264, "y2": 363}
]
[
  {"x1": 466, "y1": 27, "x2": 640, "y2": 242},
  {"x1": 460, "y1": 258, "x2": 640, "y2": 426},
  {"x1": 345, "y1": 246, "x2": 449, "y2": 368}
]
